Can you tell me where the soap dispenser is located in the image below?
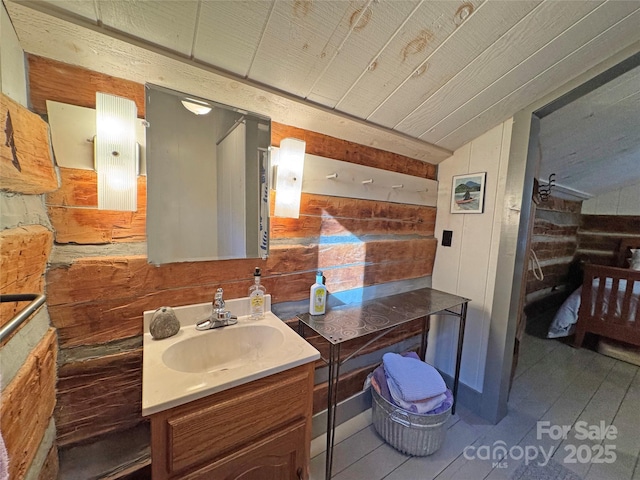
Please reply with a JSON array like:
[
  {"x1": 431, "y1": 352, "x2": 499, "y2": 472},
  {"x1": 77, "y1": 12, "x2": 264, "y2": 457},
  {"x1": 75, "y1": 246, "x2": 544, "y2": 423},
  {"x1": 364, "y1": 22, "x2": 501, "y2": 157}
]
[
  {"x1": 249, "y1": 267, "x2": 266, "y2": 319},
  {"x1": 309, "y1": 271, "x2": 327, "y2": 315}
]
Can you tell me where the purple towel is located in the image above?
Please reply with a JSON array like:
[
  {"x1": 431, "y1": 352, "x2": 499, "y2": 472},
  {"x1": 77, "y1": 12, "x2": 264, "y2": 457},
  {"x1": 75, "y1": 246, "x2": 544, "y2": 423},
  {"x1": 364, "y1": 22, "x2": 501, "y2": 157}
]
[
  {"x1": 383, "y1": 352, "x2": 447, "y2": 401},
  {"x1": 372, "y1": 352, "x2": 453, "y2": 414}
]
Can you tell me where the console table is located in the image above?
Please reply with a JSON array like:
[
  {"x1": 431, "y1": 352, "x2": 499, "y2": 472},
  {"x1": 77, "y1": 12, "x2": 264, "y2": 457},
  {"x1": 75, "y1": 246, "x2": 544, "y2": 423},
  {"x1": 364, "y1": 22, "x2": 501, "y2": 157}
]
[{"x1": 296, "y1": 287, "x2": 469, "y2": 480}]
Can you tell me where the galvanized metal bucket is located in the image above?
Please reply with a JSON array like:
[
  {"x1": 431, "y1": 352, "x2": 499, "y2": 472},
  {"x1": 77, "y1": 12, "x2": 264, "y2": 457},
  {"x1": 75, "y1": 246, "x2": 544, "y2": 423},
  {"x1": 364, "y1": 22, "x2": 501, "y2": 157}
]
[{"x1": 371, "y1": 386, "x2": 451, "y2": 456}]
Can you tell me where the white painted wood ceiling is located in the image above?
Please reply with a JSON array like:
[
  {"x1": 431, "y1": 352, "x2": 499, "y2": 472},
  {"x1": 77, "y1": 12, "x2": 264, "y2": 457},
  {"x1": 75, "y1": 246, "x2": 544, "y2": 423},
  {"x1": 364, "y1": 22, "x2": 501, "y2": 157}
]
[
  {"x1": 5, "y1": 0, "x2": 640, "y2": 196},
  {"x1": 539, "y1": 64, "x2": 640, "y2": 198}
]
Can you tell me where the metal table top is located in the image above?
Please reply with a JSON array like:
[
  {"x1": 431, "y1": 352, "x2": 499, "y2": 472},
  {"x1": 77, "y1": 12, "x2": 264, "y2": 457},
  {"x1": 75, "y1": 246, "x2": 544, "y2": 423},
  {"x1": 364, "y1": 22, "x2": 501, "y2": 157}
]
[{"x1": 296, "y1": 287, "x2": 470, "y2": 345}]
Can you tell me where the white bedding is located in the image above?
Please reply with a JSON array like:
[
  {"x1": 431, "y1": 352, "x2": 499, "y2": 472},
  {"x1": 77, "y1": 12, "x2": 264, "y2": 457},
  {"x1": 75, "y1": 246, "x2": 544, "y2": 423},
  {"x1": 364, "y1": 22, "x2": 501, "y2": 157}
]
[{"x1": 547, "y1": 278, "x2": 640, "y2": 339}]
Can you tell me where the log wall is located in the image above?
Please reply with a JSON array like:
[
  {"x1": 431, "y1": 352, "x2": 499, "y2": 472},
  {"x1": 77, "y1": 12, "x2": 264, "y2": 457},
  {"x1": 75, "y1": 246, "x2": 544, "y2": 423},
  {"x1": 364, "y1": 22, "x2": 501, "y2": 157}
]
[
  {"x1": 29, "y1": 55, "x2": 438, "y2": 458},
  {"x1": 0, "y1": 92, "x2": 58, "y2": 478},
  {"x1": 526, "y1": 196, "x2": 582, "y2": 300},
  {"x1": 577, "y1": 215, "x2": 640, "y2": 266}
]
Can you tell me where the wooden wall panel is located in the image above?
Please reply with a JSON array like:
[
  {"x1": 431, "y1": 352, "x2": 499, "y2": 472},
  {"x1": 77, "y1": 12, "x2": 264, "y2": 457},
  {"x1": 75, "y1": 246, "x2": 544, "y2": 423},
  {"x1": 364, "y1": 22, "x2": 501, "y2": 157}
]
[
  {"x1": 271, "y1": 123, "x2": 437, "y2": 180},
  {"x1": 47, "y1": 167, "x2": 148, "y2": 208},
  {"x1": 0, "y1": 329, "x2": 57, "y2": 480},
  {"x1": 27, "y1": 55, "x2": 436, "y2": 179},
  {"x1": 55, "y1": 348, "x2": 143, "y2": 447},
  {"x1": 579, "y1": 214, "x2": 640, "y2": 235},
  {"x1": 0, "y1": 225, "x2": 53, "y2": 333},
  {"x1": 526, "y1": 198, "x2": 582, "y2": 301},
  {"x1": 46, "y1": 168, "x2": 147, "y2": 243},
  {"x1": 28, "y1": 56, "x2": 146, "y2": 117},
  {"x1": 47, "y1": 239, "x2": 436, "y2": 348},
  {"x1": 48, "y1": 205, "x2": 147, "y2": 244},
  {"x1": 0, "y1": 93, "x2": 58, "y2": 194},
  {"x1": 577, "y1": 214, "x2": 640, "y2": 266}
]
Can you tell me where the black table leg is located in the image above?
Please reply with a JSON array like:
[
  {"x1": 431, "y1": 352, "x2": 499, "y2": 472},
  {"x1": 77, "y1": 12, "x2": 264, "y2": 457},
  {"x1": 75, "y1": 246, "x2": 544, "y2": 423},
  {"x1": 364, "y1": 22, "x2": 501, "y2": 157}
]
[
  {"x1": 420, "y1": 315, "x2": 430, "y2": 361},
  {"x1": 452, "y1": 302, "x2": 468, "y2": 415},
  {"x1": 325, "y1": 343, "x2": 341, "y2": 480}
]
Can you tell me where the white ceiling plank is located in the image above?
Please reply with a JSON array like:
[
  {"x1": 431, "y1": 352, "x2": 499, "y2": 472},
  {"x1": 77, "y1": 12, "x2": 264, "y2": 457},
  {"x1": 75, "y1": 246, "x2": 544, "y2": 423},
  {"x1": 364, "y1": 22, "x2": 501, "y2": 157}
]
[
  {"x1": 193, "y1": 0, "x2": 274, "y2": 77},
  {"x1": 247, "y1": 0, "x2": 357, "y2": 98},
  {"x1": 335, "y1": 0, "x2": 484, "y2": 119},
  {"x1": 5, "y1": 2, "x2": 451, "y2": 164},
  {"x1": 98, "y1": 0, "x2": 199, "y2": 56},
  {"x1": 398, "y1": 0, "x2": 603, "y2": 139},
  {"x1": 541, "y1": 88, "x2": 640, "y2": 171},
  {"x1": 540, "y1": 67, "x2": 640, "y2": 152},
  {"x1": 18, "y1": 0, "x2": 98, "y2": 22},
  {"x1": 423, "y1": 1, "x2": 640, "y2": 148},
  {"x1": 306, "y1": 0, "x2": 420, "y2": 108},
  {"x1": 433, "y1": 8, "x2": 640, "y2": 153},
  {"x1": 559, "y1": 149, "x2": 640, "y2": 196},
  {"x1": 367, "y1": 0, "x2": 541, "y2": 129}
]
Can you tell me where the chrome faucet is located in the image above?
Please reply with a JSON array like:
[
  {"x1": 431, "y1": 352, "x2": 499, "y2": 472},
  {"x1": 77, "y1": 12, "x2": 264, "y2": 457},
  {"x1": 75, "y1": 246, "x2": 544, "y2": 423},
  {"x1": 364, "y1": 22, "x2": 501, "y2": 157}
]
[{"x1": 196, "y1": 288, "x2": 238, "y2": 330}]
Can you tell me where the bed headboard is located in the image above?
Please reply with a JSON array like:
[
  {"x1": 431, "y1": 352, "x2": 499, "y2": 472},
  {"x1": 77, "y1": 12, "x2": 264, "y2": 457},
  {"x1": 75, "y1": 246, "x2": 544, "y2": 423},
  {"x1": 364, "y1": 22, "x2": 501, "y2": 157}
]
[{"x1": 617, "y1": 237, "x2": 640, "y2": 268}]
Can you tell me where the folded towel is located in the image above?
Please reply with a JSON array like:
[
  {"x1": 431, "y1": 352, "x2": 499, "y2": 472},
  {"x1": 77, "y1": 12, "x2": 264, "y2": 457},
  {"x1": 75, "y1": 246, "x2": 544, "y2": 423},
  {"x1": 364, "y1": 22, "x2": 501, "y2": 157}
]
[
  {"x1": 387, "y1": 386, "x2": 447, "y2": 414},
  {"x1": 370, "y1": 357, "x2": 454, "y2": 415},
  {"x1": 383, "y1": 352, "x2": 446, "y2": 401}
]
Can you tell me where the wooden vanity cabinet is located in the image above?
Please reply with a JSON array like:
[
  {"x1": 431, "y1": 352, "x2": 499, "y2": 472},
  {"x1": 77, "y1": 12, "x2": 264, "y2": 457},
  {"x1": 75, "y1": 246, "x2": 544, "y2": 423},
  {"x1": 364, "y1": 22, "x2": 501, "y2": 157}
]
[{"x1": 150, "y1": 363, "x2": 314, "y2": 480}]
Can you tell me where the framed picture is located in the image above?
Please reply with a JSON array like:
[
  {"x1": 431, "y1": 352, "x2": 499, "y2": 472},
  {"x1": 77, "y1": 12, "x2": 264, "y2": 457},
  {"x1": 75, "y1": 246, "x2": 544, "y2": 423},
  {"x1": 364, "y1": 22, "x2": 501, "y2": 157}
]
[{"x1": 451, "y1": 172, "x2": 486, "y2": 214}]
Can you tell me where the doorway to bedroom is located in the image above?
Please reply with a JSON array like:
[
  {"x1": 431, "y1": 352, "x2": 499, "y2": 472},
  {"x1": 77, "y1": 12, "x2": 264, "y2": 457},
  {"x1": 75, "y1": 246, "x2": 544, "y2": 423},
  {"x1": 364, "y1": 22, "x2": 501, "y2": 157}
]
[{"x1": 515, "y1": 51, "x2": 640, "y2": 379}]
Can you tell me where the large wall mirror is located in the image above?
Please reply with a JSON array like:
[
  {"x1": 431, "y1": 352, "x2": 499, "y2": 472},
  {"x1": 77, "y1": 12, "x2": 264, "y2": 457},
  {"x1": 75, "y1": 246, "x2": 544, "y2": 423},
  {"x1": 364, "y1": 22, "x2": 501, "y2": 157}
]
[{"x1": 145, "y1": 85, "x2": 270, "y2": 264}]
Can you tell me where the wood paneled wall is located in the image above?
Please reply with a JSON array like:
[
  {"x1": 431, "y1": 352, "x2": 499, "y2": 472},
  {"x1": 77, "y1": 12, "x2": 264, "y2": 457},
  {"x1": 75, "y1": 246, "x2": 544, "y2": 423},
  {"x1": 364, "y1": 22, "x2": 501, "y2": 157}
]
[{"x1": 30, "y1": 56, "x2": 438, "y2": 451}]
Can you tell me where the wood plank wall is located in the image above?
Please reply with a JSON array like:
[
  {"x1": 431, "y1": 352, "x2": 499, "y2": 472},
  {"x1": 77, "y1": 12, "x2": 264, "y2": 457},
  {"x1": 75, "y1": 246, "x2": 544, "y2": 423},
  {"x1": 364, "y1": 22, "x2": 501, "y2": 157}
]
[
  {"x1": 577, "y1": 215, "x2": 640, "y2": 266},
  {"x1": 0, "y1": 92, "x2": 58, "y2": 479},
  {"x1": 29, "y1": 56, "x2": 438, "y2": 448}
]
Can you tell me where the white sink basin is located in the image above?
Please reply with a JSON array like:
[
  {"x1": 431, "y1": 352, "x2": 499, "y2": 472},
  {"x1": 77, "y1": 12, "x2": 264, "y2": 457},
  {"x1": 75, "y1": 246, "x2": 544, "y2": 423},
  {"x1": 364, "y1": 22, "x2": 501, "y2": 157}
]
[
  {"x1": 162, "y1": 324, "x2": 285, "y2": 373},
  {"x1": 142, "y1": 295, "x2": 320, "y2": 416}
]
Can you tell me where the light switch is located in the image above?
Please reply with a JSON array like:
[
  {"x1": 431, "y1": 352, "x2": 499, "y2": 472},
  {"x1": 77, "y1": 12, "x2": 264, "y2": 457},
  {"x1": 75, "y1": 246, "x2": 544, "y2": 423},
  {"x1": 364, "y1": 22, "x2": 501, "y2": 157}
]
[{"x1": 442, "y1": 230, "x2": 453, "y2": 247}]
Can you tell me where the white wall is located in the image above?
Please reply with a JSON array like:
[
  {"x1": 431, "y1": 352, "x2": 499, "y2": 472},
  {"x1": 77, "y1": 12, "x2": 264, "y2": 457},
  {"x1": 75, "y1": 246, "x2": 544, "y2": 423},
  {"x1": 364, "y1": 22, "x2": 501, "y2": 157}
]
[
  {"x1": 0, "y1": 2, "x2": 28, "y2": 105},
  {"x1": 581, "y1": 182, "x2": 640, "y2": 215},
  {"x1": 427, "y1": 119, "x2": 513, "y2": 393}
]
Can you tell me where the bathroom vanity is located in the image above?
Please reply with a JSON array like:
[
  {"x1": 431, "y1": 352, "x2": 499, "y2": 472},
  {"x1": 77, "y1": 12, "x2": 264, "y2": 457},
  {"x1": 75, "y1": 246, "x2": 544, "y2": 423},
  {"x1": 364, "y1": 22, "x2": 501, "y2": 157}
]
[
  {"x1": 142, "y1": 296, "x2": 319, "y2": 479},
  {"x1": 149, "y1": 363, "x2": 313, "y2": 479}
]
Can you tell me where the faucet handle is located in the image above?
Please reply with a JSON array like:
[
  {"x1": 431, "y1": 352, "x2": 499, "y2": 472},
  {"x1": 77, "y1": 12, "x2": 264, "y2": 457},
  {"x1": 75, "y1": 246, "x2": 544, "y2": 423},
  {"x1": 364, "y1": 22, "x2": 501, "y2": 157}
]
[{"x1": 213, "y1": 288, "x2": 225, "y2": 310}]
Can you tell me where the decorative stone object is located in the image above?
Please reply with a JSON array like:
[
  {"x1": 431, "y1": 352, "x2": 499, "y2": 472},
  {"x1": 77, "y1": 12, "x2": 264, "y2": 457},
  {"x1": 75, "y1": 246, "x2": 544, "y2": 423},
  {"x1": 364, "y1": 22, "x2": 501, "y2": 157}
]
[{"x1": 150, "y1": 306, "x2": 180, "y2": 340}]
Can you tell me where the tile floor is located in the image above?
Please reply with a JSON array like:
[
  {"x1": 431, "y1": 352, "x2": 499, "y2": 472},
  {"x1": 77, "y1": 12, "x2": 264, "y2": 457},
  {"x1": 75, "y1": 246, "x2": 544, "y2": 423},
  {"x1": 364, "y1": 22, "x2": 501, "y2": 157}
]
[{"x1": 310, "y1": 333, "x2": 640, "y2": 480}]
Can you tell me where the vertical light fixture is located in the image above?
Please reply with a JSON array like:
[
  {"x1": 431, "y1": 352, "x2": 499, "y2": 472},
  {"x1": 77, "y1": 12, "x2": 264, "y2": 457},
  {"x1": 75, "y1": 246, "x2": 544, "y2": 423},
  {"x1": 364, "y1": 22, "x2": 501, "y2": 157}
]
[
  {"x1": 274, "y1": 137, "x2": 306, "y2": 218},
  {"x1": 95, "y1": 92, "x2": 138, "y2": 211}
]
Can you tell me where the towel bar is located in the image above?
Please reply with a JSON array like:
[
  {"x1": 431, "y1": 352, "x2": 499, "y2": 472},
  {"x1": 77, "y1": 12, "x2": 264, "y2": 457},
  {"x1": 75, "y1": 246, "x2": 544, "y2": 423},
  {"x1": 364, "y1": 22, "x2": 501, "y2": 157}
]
[{"x1": 0, "y1": 293, "x2": 46, "y2": 343}]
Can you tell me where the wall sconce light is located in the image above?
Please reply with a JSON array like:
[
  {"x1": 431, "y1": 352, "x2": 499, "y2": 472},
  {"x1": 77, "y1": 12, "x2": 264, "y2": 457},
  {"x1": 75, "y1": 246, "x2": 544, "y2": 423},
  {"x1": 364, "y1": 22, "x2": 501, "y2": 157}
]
[
  {"x1": 274, "y1": 137, "x2": 306, "y2": 218},
  {"x1": 181, "y1": 98, "x2": 212, "y2": 116},
  {"x1": 95, "y1": 92, "x2": 138, "y2": 211}
]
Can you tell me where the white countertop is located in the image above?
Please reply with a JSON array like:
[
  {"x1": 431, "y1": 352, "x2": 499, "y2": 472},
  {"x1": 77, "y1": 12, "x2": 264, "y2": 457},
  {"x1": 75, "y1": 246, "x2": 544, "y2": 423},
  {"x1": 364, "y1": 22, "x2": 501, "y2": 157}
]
[{"x1": 142, "y1": 295, "x2": 320, "y2": 416}]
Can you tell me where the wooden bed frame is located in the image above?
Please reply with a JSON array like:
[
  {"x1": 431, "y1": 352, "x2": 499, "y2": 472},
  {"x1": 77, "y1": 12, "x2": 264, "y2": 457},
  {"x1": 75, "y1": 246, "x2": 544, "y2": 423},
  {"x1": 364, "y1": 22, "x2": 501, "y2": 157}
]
[{"x1": 573, "y1": 238, "x2": 640, "y2": 348}]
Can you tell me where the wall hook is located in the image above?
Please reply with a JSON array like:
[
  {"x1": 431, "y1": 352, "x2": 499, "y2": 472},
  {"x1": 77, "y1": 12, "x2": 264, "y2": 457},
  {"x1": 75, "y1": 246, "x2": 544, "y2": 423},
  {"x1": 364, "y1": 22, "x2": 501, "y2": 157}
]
[
  {"x1": 537, "y1": 174, "x2": 556, "y2": 202},
  {"x1": 362, "y1": 179, "x2": 374, "y2": 185},
  {"x1": 392, "y1": 184, "x2": 404, "y2": 189},
  {"x1": 326, "y1": 173, "x2": 338, "y2": 179}
]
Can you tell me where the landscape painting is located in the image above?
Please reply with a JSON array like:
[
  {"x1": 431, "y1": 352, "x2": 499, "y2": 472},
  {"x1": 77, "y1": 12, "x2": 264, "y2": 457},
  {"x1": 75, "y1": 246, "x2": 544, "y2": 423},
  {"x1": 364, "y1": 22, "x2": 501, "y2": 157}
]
[{"x1": 451, "y1": 172, "x2": 486, "y2": 214}]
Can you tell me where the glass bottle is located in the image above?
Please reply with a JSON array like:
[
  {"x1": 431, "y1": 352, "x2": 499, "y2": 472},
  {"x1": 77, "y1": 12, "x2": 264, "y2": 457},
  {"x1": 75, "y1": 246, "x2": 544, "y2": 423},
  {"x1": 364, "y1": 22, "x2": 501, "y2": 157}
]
[{"x1": 249, "y1": 267, "x2": 266, "y2": 319}]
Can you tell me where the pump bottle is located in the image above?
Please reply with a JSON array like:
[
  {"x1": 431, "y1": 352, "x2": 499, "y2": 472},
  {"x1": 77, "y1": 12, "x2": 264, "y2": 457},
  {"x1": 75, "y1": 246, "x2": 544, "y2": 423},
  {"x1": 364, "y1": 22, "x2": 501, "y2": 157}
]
[{"x1": 309, "y1": 271, "x2": 327, "y2": 315}]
